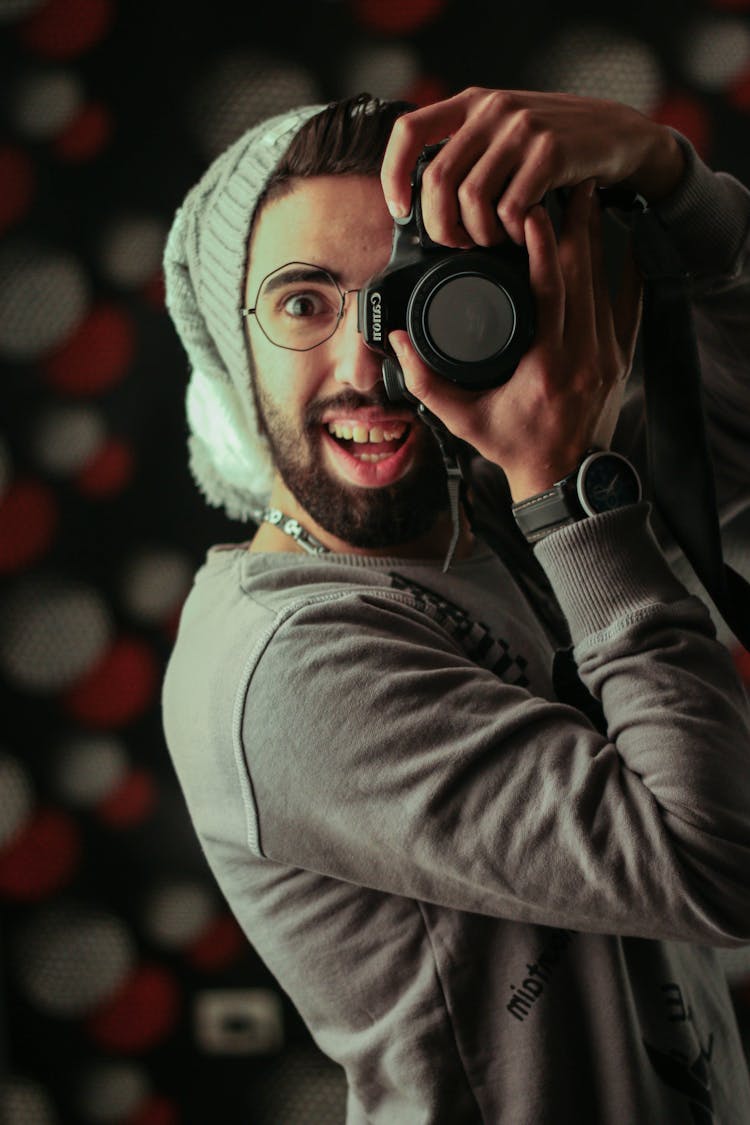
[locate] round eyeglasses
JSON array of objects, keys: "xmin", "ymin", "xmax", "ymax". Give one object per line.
[{"xmin": 241, "ymin": 262, "xmax": 361, "ymax": 352}]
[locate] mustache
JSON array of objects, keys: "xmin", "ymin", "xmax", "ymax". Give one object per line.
[{"xmin": 305, "ymin": 389, "xmax": 418, "ymax": 427}]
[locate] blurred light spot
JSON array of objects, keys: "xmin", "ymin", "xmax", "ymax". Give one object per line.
[
  {"xmin": 54, "ymin": 100, "xmax": 113, "ymax": 161},
  {"xmin": 76, "ymin": 1062, "xmax": 150, "ymax": 1125},
  {"xmin": 63, "ymin": 636, "xmax": 159, "ymax": 727},
  {"xmin": 14, "ymin": 903, "xmax": 135, "ymax": 1016},
  {"xmin": 525, "ymin": 24, "xmax": 663, "ymax": 113},
  {"xmin": 32, "ymin": 404, "xmax": 106, "ymax": 474},
  {"xmin": 189, "ymin": 50, "xmax": 320, "ymax": 160},
  {"xmin": 0, "ymin": 576, "xmax": 113, "ymax": 692},
  {"xmin": 41, "ymin": 302, "xmax": 135, "ymax": 393},
  {"xmin": 120, "ymin": 548, "xmax": 192, "ymax": 624},
  {"xmin": 76, "ymin": 437, "xmax": 135, "ymax": 498},
  {"xmin": 98, "ymin": 215, "xmax": 167, "ymax": 288},
  {"xmin": 0, "ymin": 1077, "xmax": 59, "ymax": 1125},
  {"xmin": 651, "ymin": 92, "xmax": 712, "ymax": 159},
  {"xmin": 0, "ymin": 147, "xmax": 35, "ymax": 234},
  {"xmin": 144, "ymin": 882, "xmax": 216, "ymax": 949},
  {"xmin": 0, "ymin": 753, "xmax": 33, "ymax": 847},
  {"xmin": 87, "ymin": 963, "xmax": 181, "ymax": 1052},
  {"xmin": 681, "ymin": 16, "xmax": 750, "ymax": 89},
  {"xmin": 0, "ymin": 242, "xmax": 89, "ymax": 362},
  {"xmin": 9, "ymin": 68, "xmax": 83, "ymax": 140},
  {"xmin": 17, "ymin": 0, "xmax": 114, "ymax": 59},
  {"xmin": 55, "ymin": 733, "xmax": 128, "ymax": 805},
  {"xmin": 338, "ymin": 41, "xmax": 421, "ymax": 100},
  {"xmin": 0, "ymin": 479, "xmax": 58, "ymax": 574},
  {"xmin": 352, "ymin": 0, "xmax": 445, "ymax": 34},
  {"xmin": 96, "ymin": 769, "xmax": 157, "ymax": 827},
  {"xmin": 0, "ymin": 0, "xmax": 46, "ymax": 21},
  {"xmin": 0, "ymin": 807, "xmax": 80, "ymax": 900}
]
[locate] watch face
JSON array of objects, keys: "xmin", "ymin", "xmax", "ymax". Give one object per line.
[{"xmin": 577, "ymin": 453, "xmax": 641, "ymax": 516}]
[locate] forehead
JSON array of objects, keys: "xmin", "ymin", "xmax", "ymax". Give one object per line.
[{"xmin": 246, "ymin": 174, "xmax": 393, "ymax": 293}]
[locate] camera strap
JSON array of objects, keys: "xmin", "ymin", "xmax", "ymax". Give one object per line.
[
  {"xmin": 610, "ymin": 189, "xmax": 750, "ymax": 650},
  {"xmin": 415, "ymin": 403, "xmax": 466, "ymax": 572}
]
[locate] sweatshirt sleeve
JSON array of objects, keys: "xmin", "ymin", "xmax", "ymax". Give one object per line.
[{"xmin": 239, "ymin": 504, "xmax": 750, "ymax": 947}]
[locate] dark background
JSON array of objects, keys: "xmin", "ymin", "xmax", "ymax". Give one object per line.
[{"xmin": 1, "ymin": 0, "xmax": 750, "ymax": 1121}]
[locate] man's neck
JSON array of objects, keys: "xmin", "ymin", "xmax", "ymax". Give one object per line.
[{"xmin": 249, "ymin": 476, "xmax": 475, "ymax": 561}]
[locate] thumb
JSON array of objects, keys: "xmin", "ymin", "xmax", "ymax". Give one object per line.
[{"xmin": 388, "ymin": 330, "xmax": 488, "ymax": 447}]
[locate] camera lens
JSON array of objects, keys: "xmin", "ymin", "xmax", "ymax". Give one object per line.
[{"xmin": 424, "ymin": 274, "xmax": 516, "ymax": 363}]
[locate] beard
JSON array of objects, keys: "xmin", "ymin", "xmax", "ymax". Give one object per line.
[{"xmin": 252, "ymin": 378, "xmax": 450, "ymax": 549}]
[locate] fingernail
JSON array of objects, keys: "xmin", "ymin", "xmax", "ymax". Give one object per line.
[{"xmin": 387, "ymin": 199, "xmax": 408, "ymax": 219}]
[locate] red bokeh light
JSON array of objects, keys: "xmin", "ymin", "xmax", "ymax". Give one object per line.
[
  {"xmin": 732, "ymin": 644, "xmax": 750, "ymax": 686},
  {"xmin": 0, "ymin": 479, "xmax": 58, "ymax": 574},
  {"xmin": 54, "ymin": 101, "xmax": 113, "ymax": 162},
  {"xmin": 17, "ymin": 0, "xmax": 115, "ymax": 60},
  {"xmin": 0, "ymin": 808, "xmax": 80, "ymax": 900},
  {"xmin": 76, "ymin": 438, "xmax": 135, "ymax": 497},
  {"xmin": 402, "ymin": 75, "xmax": 451, "ymax": 109},
  {"xmin": 42, "ymin": 303, "xmax": 136, "ymax": 395},
  {"xmin": 352, "ymin": 0, "xmax": 446, "ymax": 34},
  {"xmin": 651, "ymin": 93, "xmax": 712, "ymax": 160},
  {"xmin": 63, "ymin": 636, "xmax": 160, "ymax": 727},
  {"xmin": 0, "ymin": 147, "xmax": 35, "ymax": 235},
  {"xmin": 125, "ymin": 1096, "xmax": 180, "ymax": 1125},
  {"xmin": 96, "ymin": 769, "xmax": 157, "ymax": 828},
  {"xmin": 188, "ymin": 914, "xmax": 247, "ymax": 972},
  {"xmin": 87, "ymin": 964, "xmax": 181, "ymax": 1052}
]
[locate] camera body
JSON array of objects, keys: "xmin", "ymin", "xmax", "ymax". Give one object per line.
[{"xmin": 358, "ymin": 142, "xmax": 535, "ymax": 403}]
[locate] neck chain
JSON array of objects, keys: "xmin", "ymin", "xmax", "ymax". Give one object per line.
[{"xmin": 259, "ymin": 507, "xmax": 330, "ymax": 555}]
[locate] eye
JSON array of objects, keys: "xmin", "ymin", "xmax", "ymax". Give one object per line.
[{"xmin": 281, "ymin": 291, "xmax": 331, "ymax": 318}]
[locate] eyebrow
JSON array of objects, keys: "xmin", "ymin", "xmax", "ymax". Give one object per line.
[{"xmin": 261, "ymin": 265, "xmax": 342, "ymax": 295}]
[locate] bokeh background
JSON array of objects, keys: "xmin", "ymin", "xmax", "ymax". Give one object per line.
[{"xmin": 2, "ymin": 0, "xmax": 750, "ymax": 1122}]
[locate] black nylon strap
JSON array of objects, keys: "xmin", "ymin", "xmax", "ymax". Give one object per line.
[{"xmin": 627, "ymin": 200, "xmax": 750, "ymax": 650}]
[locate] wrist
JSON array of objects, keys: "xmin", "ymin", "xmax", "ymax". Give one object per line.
[{"xmin": 627, "ymin": 125, "xmax": 687, "ymax": 204}]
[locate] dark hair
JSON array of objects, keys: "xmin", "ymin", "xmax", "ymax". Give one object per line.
[{"xmin": 254, "ymin": 92, "xmax": 416, "ymax": 218}]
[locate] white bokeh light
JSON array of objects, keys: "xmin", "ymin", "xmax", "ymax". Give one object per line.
[
  {"xmin": 54, "ymin": 734, "xmax": 129, "ymax": 806},
  {"xmin": 189, "ymin": 50, "xmax": 320, "ymax": 160},
  {"xmin": 15, "ymin": 904, "xmax": 135, "ymax": 1017},
  {"xmin": 98, "ymin": 215, "xmax": 167, "ymax": 288},
  {"xmin": 31, "ymin": 404, "xmax": 106, "ymax": 475},
  {"xmin": 0, "ymin": 242, "xmax": 90, "ymax": 362},
  {"xmin": 143, "ymin": 881, "xmax": 216, "ymax": 947},
  {"xmin": 0, "ymin": 753, "xmax": 34, "ymax": 848},
  {"xmin": 681, "ymin": 16, "xmax": 750, "ymax": 91},
  {"xmin": 0, "ymin": 577, "xmax": 113, "ymax": 692},
  {"xmin": 10, "ymin": 69, "xmax": 83, "ymax": 140},
  {"xmin": 338, "ymin": 42, "xmax": 420, "ymax": 100},
  {"xmin": 526, "ymin": 24, "xmax": 664, "ymax": 114},
  {"xmin": 119, "ymin": 547, "xmax": 193, "ymax": 623}
]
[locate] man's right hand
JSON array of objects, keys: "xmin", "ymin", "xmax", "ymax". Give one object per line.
[{"xmin": 388, "ymin": 181, "xmax": 643, "ymax": 502}]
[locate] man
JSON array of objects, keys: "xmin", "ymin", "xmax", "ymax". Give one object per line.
[{"xmin": 162, "ymin": 87, "xmax": 750, "ymax": 1122}]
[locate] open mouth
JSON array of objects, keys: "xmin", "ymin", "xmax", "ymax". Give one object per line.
[
  {"xmin": 320, "ymin": 418, "xmax": 417, "ymax": 486},
  {"xmin": 324, "ymin": 420, "xmax": 411, "ymax": 462}
]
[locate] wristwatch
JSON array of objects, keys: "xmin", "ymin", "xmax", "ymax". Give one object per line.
[{"xmin": 512, "ymin": 449, "xmax": 642, "ymax": 544}]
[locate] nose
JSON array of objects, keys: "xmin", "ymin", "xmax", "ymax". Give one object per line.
[{"xmin": 331, "ymin": 289, "xmax": 384, "ymax": 393}]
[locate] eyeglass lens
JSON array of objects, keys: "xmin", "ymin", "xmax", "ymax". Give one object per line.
[{"xmin": 254, "ymin": 262, "xmax": 345, "ymax": 350}]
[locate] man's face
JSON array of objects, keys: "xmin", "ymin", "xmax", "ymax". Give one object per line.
[{"xmin": 244, "ymin": 174, "xmax": 448, "ymax": 549}]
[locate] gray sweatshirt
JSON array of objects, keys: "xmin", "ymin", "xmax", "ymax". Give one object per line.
[{"xmin": 162, "ymin": 139, "xmax": 750, "ymax": 1123}]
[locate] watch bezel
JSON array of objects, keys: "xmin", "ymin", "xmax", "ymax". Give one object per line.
[{"xmin": 575, "ymin": 450, "xmax": 642, "ymax": 517}]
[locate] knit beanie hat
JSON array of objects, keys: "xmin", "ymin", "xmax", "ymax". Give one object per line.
[{"xmin": 163, "ymin": 103, "xmax": 326, "ymax": 522}]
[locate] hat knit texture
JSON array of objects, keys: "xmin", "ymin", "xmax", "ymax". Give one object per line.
[{"xmin": 163, "ymin": 104, "xmax": 325, "ymax": 522}]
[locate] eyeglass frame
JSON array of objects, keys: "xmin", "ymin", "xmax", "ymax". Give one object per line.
[{"xmin": 240, "ymin": 261, "xmax": 362, "ymax": 352}]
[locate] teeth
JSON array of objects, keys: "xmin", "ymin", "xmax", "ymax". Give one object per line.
[{"xmin": 327, "ymin": 421, "xmax": 407, "ymax": 443}]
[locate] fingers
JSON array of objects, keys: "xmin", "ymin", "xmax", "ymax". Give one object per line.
[
  {"xmin": 380, "ymin": 95, "xmax": 470, "ymax": 219},
  {"xmin": 558, "ymin": 181, "xmax": 596, "ymax": 348},
  {"xmin": 525, "ymin": 205, "xmax": 564, "ymax": 343}
]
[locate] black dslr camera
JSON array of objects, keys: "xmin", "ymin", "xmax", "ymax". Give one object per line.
[{"xmin": 358, "ymin": 141, "xmax": 535, "ymax": 402}]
